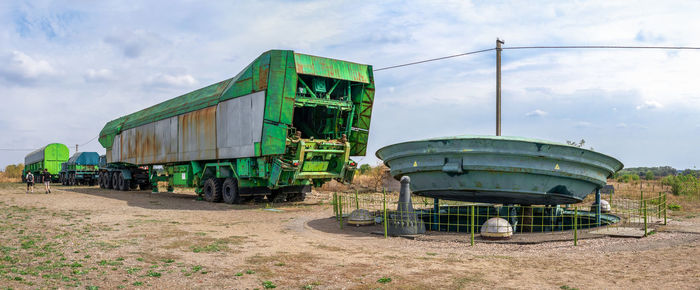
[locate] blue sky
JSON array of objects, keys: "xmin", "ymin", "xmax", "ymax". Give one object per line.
[{"xmin": 1, "ymin": 1, "xmax": 699, "ymax": 170}]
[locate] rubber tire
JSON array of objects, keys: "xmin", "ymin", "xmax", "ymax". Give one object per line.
[
  {"xmin": 112, "ymin": 172, "xmax": 120, "ymax": 190},
  {"xmin": 105, "ymin": 173, "xmax": 113, "ymax": 189},
  {"xmin": 118, "ymin": 174, "xmax": 130, "ymax": 191},
  {"xmin": 203, "ymin": 178, "xmax": 222, "ymax": 202},
  {"xmin": 99, "ymin": 173, "xmax": 105, "ymax": 189},
  {"xmin": 69, "ymin": 173, "xmax": 76, "ymax": 186},
  {"xmin": 222, "ymin": 178, "xmax": 240, "ymax": 204}
]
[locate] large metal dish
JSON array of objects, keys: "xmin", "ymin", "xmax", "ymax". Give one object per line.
[{"xmin": 376, "ymin": 135, "xmax": 623, "ymax": 205}]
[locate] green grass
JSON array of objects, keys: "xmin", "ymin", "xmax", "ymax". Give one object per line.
[
  {"xmin": 146, "ymin": 270, "xmax": 161, "ymax": 277},
  {"xmin": 262, "ymin": 281, "xmax": 276, "ymax": 288},
  {"xmin": 377, "ymin": 277, "xmax": 392, "ymax": 284}
]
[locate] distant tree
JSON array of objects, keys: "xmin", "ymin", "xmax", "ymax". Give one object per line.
[
  {"xmin": 3, "ymin": 163, "xmax": 24, "ymax": 179},
  {"xmin": 358, "ymin": 164, "xmax": 371, "ymax": 175},
  {"xmin": 566, "ymin": 139, "xmax": 586, "ymax": 148},
  {"xmin": 645, "ymin": 171, "xmax": 655, "ymax": 180}
]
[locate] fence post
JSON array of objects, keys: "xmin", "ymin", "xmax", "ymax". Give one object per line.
[
  {"xmin": 470, "ymin": 204, "xmax": 475, "ymax": 246},
  {"xmin": 657, "ymin": 192, "xmax": 661, "ymax": 219},
  {"xmin": 663, "ymin": 193, "xmax": 667, "ymax": 225},
  {"xmin": 643, "ymin": 200, "xmax": 648, "ymax": 237},
  {"xmin": 339, "ymin": 195, "xmax": 343, "ymax": 229},
  {"xmin": 573, "ymin": 207, "xmax": 578, "ymax": 246},
  {"xmin": 595, "ymin": 188, "xmax": 601, "ymax": 227},
  {"xmin": 333, "ymin": 193, "xmax": 337, "ymax": 218},
  {"xmin": 383, "ymin": 188, "xmax": 388, "ymax": 239},
  {"xmin": 433, "ymin": 198, "xmax": 439, "ymax": 231}
]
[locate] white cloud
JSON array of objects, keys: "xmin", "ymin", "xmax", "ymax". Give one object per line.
[
  {"xmin": 636, "ymin": 100, "xmax": 664, "ymax": 110},
  {"xmin": 84, "ymin": 68, "xmax": 114, "ymax": 82},
  {"xmin": 525, "ymin": 109, "xmax": 548, "ymax": 117},
  {"xmin": 616, "ymin": 123, "xmax": 627, "ymax": 128},
  {"xmin": 146, "ymin": 73, "xmax": 197, "ymax": 88},
  {"xmin": 0, "ymin": 51, "xmax": 57, "ymax": 84}
]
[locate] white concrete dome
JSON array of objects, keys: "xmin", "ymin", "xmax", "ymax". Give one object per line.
[
  {"xmin": 480, "ymin": 217, "xmax": 513, "ymax": 239},
  {"xmin": 348, "ymin": 209, "xmax": 374, "ymax": 226},
  {"xmin": 591, "ymin": 200, "xmax": 611, "ymax": 213}
]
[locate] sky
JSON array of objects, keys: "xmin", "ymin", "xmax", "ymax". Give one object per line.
[{"xmin": 1, "ymin": 0, "xmax": 700, "ymax": 170}]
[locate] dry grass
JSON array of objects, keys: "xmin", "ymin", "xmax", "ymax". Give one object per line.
[
  {"xmin": 320, "ymin": 165, "xmax": 396, "ymax": 193},
  {"xmin": 0, "ymin": 175, "xmax": 20, "ymax": 183},
  {"xmin": 607, "ymin": 179, "xmax": 700, "ymax": 216}
]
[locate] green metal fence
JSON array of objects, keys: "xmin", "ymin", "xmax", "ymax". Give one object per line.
[{"xmin": 331, "ymin": 189, "xmax": 667, "ymax": 246}]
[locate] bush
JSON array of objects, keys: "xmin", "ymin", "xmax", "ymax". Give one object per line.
[
  {"xmin": 645, "ymin": 171, "xmax": 655, "ymax": 180},
  {"xmin": 616, "ymin": 174, "xmax": 640, "ymax": 183},
  {"xmin": 661, "ymin": 174, "xmax": 700, "ymax": 196}
]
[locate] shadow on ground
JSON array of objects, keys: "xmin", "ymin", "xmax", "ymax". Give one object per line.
[{"xmin": 59, "ymin": 186, "xmax": 274, "ymax": 211}]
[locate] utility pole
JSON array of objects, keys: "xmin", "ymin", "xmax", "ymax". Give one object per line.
[
  {"xmin": 496, "ymin": 38, "xmax": 504, "ymax": 136},
  {"xmin": 75, "ymin": 144, "xmax": 78, "ymax": 153}
]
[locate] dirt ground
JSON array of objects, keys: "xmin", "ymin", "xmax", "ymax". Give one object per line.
[{"xmin": 1, "ymin": 183, "xmax": 699, "ymax": 289}]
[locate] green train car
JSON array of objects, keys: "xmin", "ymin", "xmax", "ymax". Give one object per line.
[
  {"xmin": 59, "ymin": 152, "xmax": 100, "ymax": 186},
  {"xmin": 22, "ymin": 143, "xmax": 70, "ymax": 183},
  {"xmin": 98, "ymin": 50, "xmax": 375, "ymax": 203}
]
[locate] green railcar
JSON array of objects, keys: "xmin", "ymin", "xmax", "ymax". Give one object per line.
[
  {"xmin": 98, "ymin": 50, "xmax": 375, "ymax": 203},
  {"xmin": 59, "ymin": 152, "xmax": 100, "ymax": 186},
  {"xmin": 22, "ymin": 143, "xmax": 70, "ymax": 183}
]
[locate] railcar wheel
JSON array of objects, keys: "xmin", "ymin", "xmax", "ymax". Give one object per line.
[
  {"xmin": 105, "ymin": 173, "xmax": 113, "ymax": 189},
  {"xmin": 203, "ymin": 178, "xmax": 222, "ymax": 202},
  {"xmin": 112, "ymin": 172, "xmax": 120, "ymax": 189},
  {"xmin": 99, "ymin": 173, "xmax": 105, "ymax": 188},
  {"xmin": 222, "ymin": 178, "xmax": 240, "ymax": 204},
  {"xmin": 118, "ymin": 174, "xmax": 130, "ymax": 191}
]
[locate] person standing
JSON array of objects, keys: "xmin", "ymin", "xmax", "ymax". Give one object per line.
[
  {"xmin": 42, "ymin": 168, "xmax": 52, "ymax": 194},
  {"xmin": 26, "ymin": 171, "xmax": 34, "ymax": 193}
]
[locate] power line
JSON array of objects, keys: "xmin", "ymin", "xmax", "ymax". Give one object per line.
[
  {"xmin": 373, "ymin": 48, "xmax": 495, "ymax": 71},
  {"xmin": 0, "ymin": 149, "xmax": 36, "ymax": 151},
  {"xmin": 373, "ymin": 45, "xmax": 700, "ymax": 72},
  {"xmin": 80, "ymin": 135, "xmax": 99, "ymax": 146},
  {"xmin": 504, "ymin": 45, "xmax": 700, "ymax": 50}
]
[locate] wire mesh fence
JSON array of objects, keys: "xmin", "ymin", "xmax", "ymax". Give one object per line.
[{"xmin": 331, "ymin": 188, "xmax": 667, "ymax": 246}]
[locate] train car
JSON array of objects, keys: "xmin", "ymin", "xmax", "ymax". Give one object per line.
[
  {"xmin": 59, "ymin": 152, "xmax": 100, "ymax": 186},
  {"xmin": 98, "ymin": 50, "xmax": 375, "ymax": 203},
  {"xmin": 22, "ymin": 143, "xmax": 70, "ymax": 183}
]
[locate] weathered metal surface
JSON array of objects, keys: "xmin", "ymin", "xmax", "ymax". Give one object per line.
[
  {"xmin": 65, "ymin": 152, "xmax": 99, "ymax": 166},
  {"xmin": 178, "ymin": 106, "xmax": 217, "ymax": 161},
  {"xmin": 294, "ymin": 53, "xmax": 371, "ymax": 84},
  {"xmin": 376, "ymin": 135, "xmax": 624, "ymax": 205},
  {"xmin": 216, "ymin": 91, "xmax": 265, "ymax": 159}
]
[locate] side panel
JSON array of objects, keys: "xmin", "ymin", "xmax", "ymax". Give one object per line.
[
  {"xmin": 112, "ymin": 134, "xmax": 121, "ymax": 162},
  {"xmin": 217, "ymin": 91, "xmax": 265, "ymax": 159},
  {"xmin": 178, "ymin": 106, "xmax": 217, "ymax": 161}
]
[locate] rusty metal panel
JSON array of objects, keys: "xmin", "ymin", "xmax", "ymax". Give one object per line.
[
  {"xmin": 293, "ymin": 53, "xmax": 370, "ymax": 84},
  {"xmin": 134, "ymin": 122, "xmax": 156, "ymax": 164},
  {"xmin": 178, "ymin": 106, "xmax": 217, "ymax": 161},
  {"xmin": 217, "ymin": 91, "xmax": 265, "ymax": 158},
  {"xmin": 111, "ymin": 134, "xmax": 121, "ymax": 162},
  {"xmin": 122, "ymin": 127, "xmax": 137, "ymax": 164},
  {"xmin": 168, "ymin": 116, "xmax": 178, "ymax": 159}
]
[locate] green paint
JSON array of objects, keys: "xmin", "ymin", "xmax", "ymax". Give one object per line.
[{"xmin": 98, "ymin": 50, "xmax": 373, "ymax": 193}]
